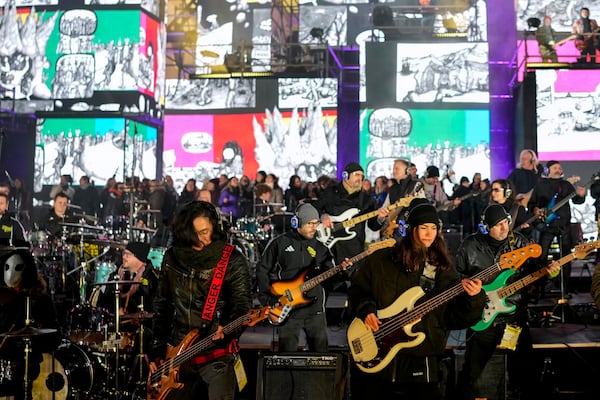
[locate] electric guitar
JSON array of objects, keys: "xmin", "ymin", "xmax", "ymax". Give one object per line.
[
  {"xmin": 315, "ymin": 197, "xmax": 418, "ymax": 248},
  {"xmin": 268, "ymin": 238, "xmax": 396, "ymax": 325},
  {"xmin": 347, "ymin": 244, "xmax": 541, "ymax": 373},
  {"xmin": 147, "ymin": 306, "xmax": 271, "ymax": 400},
  {"xmin": 471, "ymin": 240, "xmax": 600, "ymax": 331},
  {"xmin": 515, "ymin": 175, "xmax": 582, "ymax": 232}
]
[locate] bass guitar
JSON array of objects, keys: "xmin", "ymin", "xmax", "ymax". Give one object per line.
[
  {"xmin": 471, "ymin": 240, "xmax": 600, "ymax": 331},
  {"xmin": 515, "ymin": 175, "xmax": 582, "ymax": 232},
  {"xmin": 347, "ymin": 244, "xmax": 541, "ymax": 373},
  {"xmin": 147, "ymin": 306, "xmax": 271, "ymax": 400},
  {"xmin": 268, "ymin": 238, "xmax": 396, "ymax": 325},
  {"xmin": 316, "ymin": 197, "xmax": 417, "ymax": 248}
]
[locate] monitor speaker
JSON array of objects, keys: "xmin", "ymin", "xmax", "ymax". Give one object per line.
[{"xmin": 256, "ymin": 352, "xmax": 347, "ymax": 400}]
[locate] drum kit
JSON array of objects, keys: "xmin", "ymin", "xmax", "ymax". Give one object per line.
[{"xmin": 0, "ymin": 200, "xmax": 162, "ymax": 399}]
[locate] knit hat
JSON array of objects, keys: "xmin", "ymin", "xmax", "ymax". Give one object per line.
[
  {"xmin": 407, "ymin": 198, "xmax": 440, "ymax": 227},
  {"xmin": 425, "ymin": 165, "xmax": 440, "ymax": 178},
  {"xmin": 546, "ymin": 160, "xmax": 560, "ymax": 170},
  {"xmin": 126, "ymin": 242, "xmax": 150, "ymax": 262},
  {"xmin": 296, "ymin": 203, "xmax": 320, "ymax": 226},
  {"xmin": 343, "ymin": 162, "xmax": 364, "ymax": 176},
  {"xmin": 483, "ymin": 204, "xmax": 510, "ymax": 228}
]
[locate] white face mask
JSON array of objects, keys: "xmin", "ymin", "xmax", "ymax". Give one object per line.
[{"xmin": 4, "ymin": 253, "xmax": 25, "ymax": 288}]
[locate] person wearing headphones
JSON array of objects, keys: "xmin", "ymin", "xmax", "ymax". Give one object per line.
[
  {"xmin": 349, "ymin": 198, "xmax": 485, "ymax": 400},
  {"xmin": 454, "ymin": 204, "xmax": 557, "ymax": 400},
  {"xmin": 150, "ymin": 201, "xmax": 252, "ymax": 400},
  {"xmin": 311, "ymin": 162, "xmax": 388, "ymax": 271},
  {"xmin": 527, "ymin": 160, "xmax": 586, "ymax": 296},
  {"xmin": 256, "ymin": 203, "xmax": 348, "ymax": 352},
  {"xmin": 490, "ymin": 179, "xmax": 530, "ymax": 235},
  {"xmin": 507, "ymin": 149, "xmax": 542, "ymax": 203}
]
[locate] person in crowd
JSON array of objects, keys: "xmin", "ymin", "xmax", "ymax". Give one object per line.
[
  {"xmin": 151, "ymin": 201, "xmax": 252, "ymax": 399},
  {"xmin": 265, "ymin": 173, "xmax": 284, "ymax": 213},
  {"xmin": 507, "ymin": 149, "xmax": 541, "ymax": 204},
  {"xmin": 528, "ymin": 161, "xmax": 586, "ymax": 296},
  {"xmin": 372, "ymin": 175, "xmax": 389, "ymax": 209},
  {"xmin": 49, "ymin": 174, "xmax": 75, "ymax": 200},
  {"xmin": 99, "ymin": 177, "xmax": 124, "ymax": 222},
  {"xmin": 470, "ymin": 173, "xmax": 482, "ymax": 192},
  {"xmin": 455, "ymin": 204, "xmax": 559, "ymax": 400},
  {"xmin": 349, "ymin": 198, "xmax": 485, "ymax": 400},
  {"xmin": 257, "ymin": 204, "xmax": 345, "ymax": 352},
  {"xmin": 0, "ymin": 193, "xmax": 26, "ymax": 246},
  {"xmin": 161, "ymin": 175, "xmax": 178, "ymax": 226},
  {"xmin": 572, "ymin": 7, "xmax": 599, "ymax": 63},
  {"xmin": 536, "ymin": 15, "xmax": 559, "ymax": 63},
  {"xmin": 238, "ymin": 175, "xmax": 254, "ymax": 217},
  {"xmin": 218, "ymin": 176, "xmax": 241, "ymax": 220},
  {"xmin": 362, "ymin": 178, "xmax": 373, "ymax": 197},
  {"xmin": 421, "ymin": 165, "xmax": 461, "ymax": 224},
  {"xmin": 43, "ymin": 192, "xmax": 74, "ymax": 237},
  {"xmin": 312, "ymin": 162, "xmax": 388, "ymax": 271},
  {"xmin": 254, "ymin": 170, "xmax": 267, "ymax": 187},
  {"xmin": 409, "ymin": 162, "xmax": 418, "ymax": 179},
  {"xmin": 178, "ymin": 178, "xmax": 199, "ymax": 207},
  {"xmin": 8, "ymin": 177, "xmax": 32, "ymax": 218},
  {"xmin": 489, "ymin": 179, "xmax": 530, "ymax": 235},
  {"xmin": 72, "ymin": 175, "xmax": 100, "ymax": 217},
  {"xmin": 284, "ymin": 174, "xmax": 308, "ymax": 211}
]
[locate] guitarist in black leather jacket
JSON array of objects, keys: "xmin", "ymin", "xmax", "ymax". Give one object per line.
[
  {"xmin": 151, "ymin": 201, "xmax": 252, "ymax": 400},
  {"xmin": 311, "ymin": 162, "xmax": 388, "ymax": 271},
  {"xmin": 455, "ymin": 204, "xmax": 552, "ymax": 400},
  {"xmin": 527, "ymin": 161, "xmax": 586, "ymax": 296}
]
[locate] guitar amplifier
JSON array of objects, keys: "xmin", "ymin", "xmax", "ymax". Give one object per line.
[{"xmin": 256, "ymin": 352, "xmax": 347, "ymax": 400}]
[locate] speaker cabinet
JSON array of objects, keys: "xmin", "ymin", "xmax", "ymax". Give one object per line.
[{"xmin": 256, "ymin": 352, "xmax": 347, "ymax": 400}]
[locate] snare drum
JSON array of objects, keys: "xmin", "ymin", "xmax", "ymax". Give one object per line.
[
  {"xmin": 29, "ymin": 230, "xmax": 49, "ymax": 257},
  {"xmin": 68, "ymin": 304, "xmax": 113, "ymax": 348}
]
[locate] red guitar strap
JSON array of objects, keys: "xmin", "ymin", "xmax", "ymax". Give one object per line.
[{"xmin": 202, "ymin": 244, "xmax": 233, "ymax": 321}]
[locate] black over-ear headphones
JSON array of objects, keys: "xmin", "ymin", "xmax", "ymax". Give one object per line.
[
  {"xmin": 342, "ymin": 170, "xmax": 349, "ymax": 181},
  {"xmin": 494, "ymin": 179, "xmax": 512, "ymax": 199},
  {"xmin": 290, "ymin": 203, "xmax": 307, "ymax": 230},
  {"xmin": 479, "ymin": 205, "xmax": 511, "ymax": 234}
]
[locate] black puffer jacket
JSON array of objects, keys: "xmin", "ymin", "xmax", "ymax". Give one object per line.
[
  {"xmin": 454, "ymin": 231, "xmax": 535, "ymax": 325},
  {"xmin": 350, "ymin": 247, "xmax": 486, "ymax": 357},
  {"xmin": 152, "ymin": 240, "xmax": 252, "ymax": 349}
]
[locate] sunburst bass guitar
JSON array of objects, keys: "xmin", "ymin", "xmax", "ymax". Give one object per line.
[
  {"xmin": 347, "ymin": 244, "xmax": 541, "ymax": 373},
  {"xmin": 147, "ymin": 306, "xmax": 271, "ymax": 400},
  {"xmin": 268, "ymin": 239, "xmax": 396, "ymax": 325}
]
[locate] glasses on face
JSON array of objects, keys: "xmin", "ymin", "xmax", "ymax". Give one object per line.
[{"xmin": 305, "ymin": 221, "xmax": 320, "ymax": 227}]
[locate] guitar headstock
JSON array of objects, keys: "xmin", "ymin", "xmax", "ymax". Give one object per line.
[
  {"xmin": 366, "ymin": 238, "xmax": 396, "ymax": 254},
  {"xmin": 573, "ymin": 240, "xmax": 600, "ymax": 259},
  {"xmin": 246, "ymin": 306, "xmax": 271, "ymax": 327},
  {"xmin": 498, "ymin": 244, "xmax": 542, "ymax": 270},
  {"xmin": 567, "ymin": 175, "xmax": 581, "ymax": 186},
  {"xmin": 394, "ymin": 196, "xmax": 419, "ymax": 209}
]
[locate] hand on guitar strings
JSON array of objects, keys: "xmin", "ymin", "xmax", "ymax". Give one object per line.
[{"xmin": 461, "ymin": 278, "xmax": 482, "ymax": 296}]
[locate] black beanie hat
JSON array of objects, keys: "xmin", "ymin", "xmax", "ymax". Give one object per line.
[
  {"xmin": 483, "ymin": 204, "xmax": 510, "ymax": 228},
  {"xmin": 343, "ymin": 162, "xmax": 364, "ymax": 176},
  {"xmin": 126, "ymin": 242, "xmax": 150, "ymax": 262},
  {"xmin": 546, "ymin": 160, "xmax": 560, "ymax": 170},
  {"xmin": 407, "ymin": 198, "xmax": 440, "ymax": 228},
  {"xmin": 425, "ymin": 165, "xmax": 440, "ymax": 178}
]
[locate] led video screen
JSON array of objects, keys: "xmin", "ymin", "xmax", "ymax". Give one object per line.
[
  {"xmin": 163, "ymin": 108, "xmax": 338, "ymax": 192},
  {"xmin": 34, "ymin": 117, "xmax": 158, "ymax": 192},
  {"xmin": 535, "ymin": 69, "xmax": 600, "ymax": 161}
]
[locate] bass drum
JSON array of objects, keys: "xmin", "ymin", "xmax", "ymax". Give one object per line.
[{"xmin": 31, "ymin": 342, "xmax": 94, "ymax": 400}]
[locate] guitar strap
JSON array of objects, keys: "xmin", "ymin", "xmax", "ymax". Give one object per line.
[{"xmin": 202, "ymin": 244, "xmax": 233, "ymax": 321}]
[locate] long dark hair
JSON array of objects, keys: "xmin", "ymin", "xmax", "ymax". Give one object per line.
[
  {"xmin": 393, "ymin": 225, "xmax": 451, "ymax": 273},
  {"xmin": 172, "ymin": 201, "xmax": 226, "ymax": 247}
]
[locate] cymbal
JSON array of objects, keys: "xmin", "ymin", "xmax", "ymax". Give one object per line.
[
  {"xmin": 137, "ymin": 209, "xmax": 161, "ymax": 214},
  {"xmin": 92, "ymin": 280, "xmax": 141, "ymax": 286},
  {"xmin": 132, "ymin": 226, "xmax": 157, "ymax": 233},
  {"xmin": 59, "ymin": 222, "xmax": 105, "ymax": 231},
  {"xmin": 201, "ymin": 49, "xmax": 219, "ymax": 58},
  {"xmin": 0, "ymin": 245, "xmax": 30, "ymax": 253},
  {"xmin": 122, "ymin": 311, "xmax": 154, "ymax": 320},
  {"xmin": 0, "ymin": 326, "xmax": 58, "ymax": 337},
  {"xmin": 73, "ymin": 213, "xmax": 98, "ymax": 223},
  {"xmin": 67, "ymin": 204, "xmax": 82, "ymax": 210},
  {"xmin": 254, "ymin": 203, "xmax": 283, "ymax": 207},
  {"xmin": 124, "ymin": 199, "xmax": 148, "ymax": 204},
  {"xmin": 86, "ymin": 239, "xmax": 127, "ymax": 249}
]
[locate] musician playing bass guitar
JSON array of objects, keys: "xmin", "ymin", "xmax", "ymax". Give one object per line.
[
  {"xmin": 348, "ymin": 198, "xmax": 484, "ymax": 400},
  {"xmin": 150, "ymin": 201, "xmax": 252, "ymax": 400},
  {"xmin": 454, "ymin": 204, "xmax": 557, "ymax": 400},
  {"xmin": 573, "ymin": 7, "xmax": 599, "ymax": 63},
  {"xmin": 527, "ymin": 160, "xmax": 586, "ymax": 298}
]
